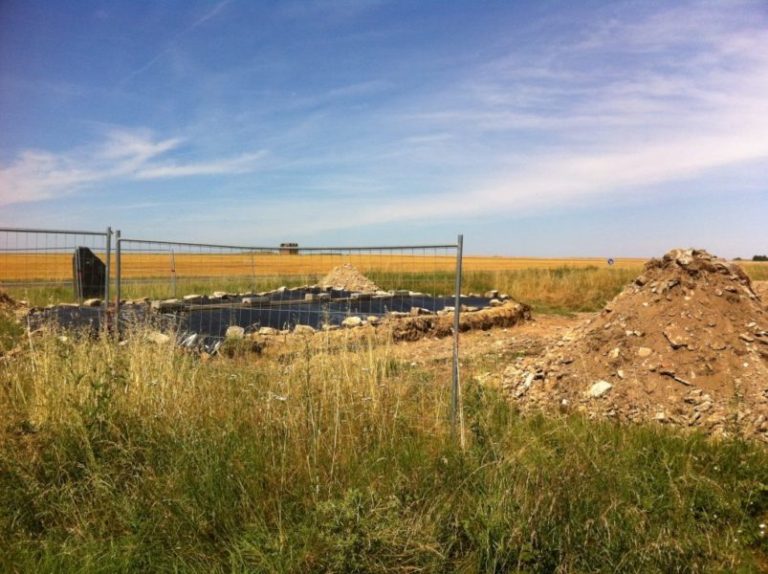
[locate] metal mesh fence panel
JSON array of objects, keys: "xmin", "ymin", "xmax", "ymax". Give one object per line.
[
  {"xmin": 116, "ymin": 238, "xmax": 463, "ymax": 348},
  {"xmin": 0, "ymin": 227, "xmax": 112, "ymax": 308}
]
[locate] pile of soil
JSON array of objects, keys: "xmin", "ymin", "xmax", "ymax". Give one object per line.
[
  {"xmin": 505, "ymin": 249, "xmax": 768, "ymax": 441},
  {"xmin": 755, "ymin": 280, "xmax": 768, "ymax": 300},
  {"xmin": 390, "ymin": 301, "xmax": 532, "ymax": 342},
  {"xmin": 319, "ymin": 264, "xmax": 381, "ymax": 292}
]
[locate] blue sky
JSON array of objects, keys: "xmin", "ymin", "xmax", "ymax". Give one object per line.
[{"xmin": 1, "ymin": 0, "xmax": 767, "ymax": 257}]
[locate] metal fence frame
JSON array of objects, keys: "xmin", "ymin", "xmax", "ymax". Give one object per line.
[
  {"xmin": 115, "ymin": 233, "xmax": 464, "ymax": 439},
  {"xmin": 0, "ymin": 227, "xmax": 464, "ymax": 440},
  {"xmin": 0, "ymin": 226, "xmax": 113, "ymax": 309}
]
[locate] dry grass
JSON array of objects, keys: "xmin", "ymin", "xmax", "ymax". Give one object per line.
[
  {"xmin": 2, "ymin": 323, "xmax": 767, "ymax": 572},
  {"xmin": 0, "ymin": 252, "xmax": 647, "ymax": 282}
]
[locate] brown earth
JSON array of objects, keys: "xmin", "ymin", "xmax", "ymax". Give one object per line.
[
  {"xmin": 319, "ymin": 264, "xmax": 381, "ymax": 292},
  {"xmin": 505, "ymin": 249, "xmax": 768, "ymax": 442},
  {"xmin": 755, "ymin": 280, "xmax": 768, "ymax": 300},
  {"xmin": 244, "ymin": 301, "xmax": 533, "ymax": 361},
  {"xmin": 389, "ymin": 301, "xmax": 531, "ymax": 342}
]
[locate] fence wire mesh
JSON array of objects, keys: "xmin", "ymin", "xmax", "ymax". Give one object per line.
[
  {"xmin": 0, "ymin": 227, "xmax": 112, "ymax": 308},
  {"xmin": 0, "ymin": 227, "xmax": 465, "ymax": 440},
  {"xmin": 116, "ymin": 238, "xmax": 462, "ymax": 347}
]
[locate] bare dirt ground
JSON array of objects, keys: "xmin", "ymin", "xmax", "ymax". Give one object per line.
[
  {"xmin": 387, "ymin": 312, "xmax": 582, "ymax": 367},
  {"xmin": 755, "ymin": 280, "xmax": 768, "ymax": 300}
]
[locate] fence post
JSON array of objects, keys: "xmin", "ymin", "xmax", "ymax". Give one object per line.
[
  {"xmin": 104, "ymin": 227, "xmax": 112, "ymax": 311},
  {"xmin": 451, "ymin": 234, "xmax": 464, "ymax": 447},
  {"xmin": 115, "ymin": 230, "xmax": 122, "ymax": 337},
  {"xmin": 169, "ymin": 249, "xmax": 177, "ymax": 298}
]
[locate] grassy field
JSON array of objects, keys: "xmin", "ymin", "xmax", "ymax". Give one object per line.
[
  {"xmin": 1, "ymin": 324, "xmax": 767, "ymax": 572},
  {"xmin": 0, "ymin": 252, "xmax": 646, "ymax": 282},
  {"xmin": 3, "ymin": 252, "xmax": 767, "ymax": 313},
  {"xmin": 2, "ymin": 254, "xmax": 768, "ymax": 572}
]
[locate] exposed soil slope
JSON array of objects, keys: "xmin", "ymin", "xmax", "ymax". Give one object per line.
[{"xmin": 506, "ymin": 249, "xmax": 768, "ymax": 441}]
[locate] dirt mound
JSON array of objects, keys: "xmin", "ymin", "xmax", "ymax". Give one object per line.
[
  {"xmin": 390, "ymin": 301, "xmax": 532, "ymax": 342},
  {"xmin": 319, "ymin": 264, "xmax": 381, "ymax": 292},
  {"xmin": 754, "ymin": 280, "xmax": 768, "ymax": 301},
  {"xmin": 506, "ymin": 248, "xmax": 768, "ymax": 441}
]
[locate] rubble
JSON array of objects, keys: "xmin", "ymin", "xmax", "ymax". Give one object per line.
[
  {"xmin": 318, "ymin": 264, "xmax": 381, "ymax": 292},
  {"xmin": 505, "ymin": 249, "xmax": 768, "ymax": 442}
]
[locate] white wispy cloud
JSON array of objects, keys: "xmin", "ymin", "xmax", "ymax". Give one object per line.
[
  {"xmin": 0, "ymin": 129, "xmax": 267, "ymax": 206},
  {"xmin": 134, "ymin": 151, "xmax": 268, "ymax": 179},
  {"xmin": 380, "ymin": 1, "xmax": 768, "ymax": 222}
]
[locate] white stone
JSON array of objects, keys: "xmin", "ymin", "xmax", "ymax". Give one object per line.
[
  {"xmin": 151, "ymin": 299, "xmax": 184, "ymax": 312},
  {"xmin": 342, "ymin": 316, "xmax": 363, "ymax": 328},
  {"xmin": 588, "ymin": 380, "xmax": 613, "ymax": 398},
  {"xmin": 225, "ymin": 325, "xmax": 245, "ymax": 339},
  {"xmin": 83, "ymin": 298, "xmax": 102, "ymax": 307},
  {"xmin": 293, "ymin": 325, "xmax": 316, "ymax": 335}
]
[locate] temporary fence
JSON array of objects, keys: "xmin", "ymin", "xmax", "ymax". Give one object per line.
[
  {"xmin": 115, "ymin": 234, "xmax": 465, "ymax": 441},
  {"xmin": 0, "ymin": 227, "xmax": 464, "ymax": 439},
  {"xmin": 0, "ymin": 227, "xmax": 112, "ymax": 307},
  {"xmin": 115, "ymin": 235, "xmax": 464, "ymax": 337}
]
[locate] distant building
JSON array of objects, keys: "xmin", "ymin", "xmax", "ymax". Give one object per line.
[{"xmin": 280, "ymin": 242, "xmax": 299, "ymax": 255}]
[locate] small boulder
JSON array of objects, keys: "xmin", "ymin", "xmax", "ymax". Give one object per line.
[
  {"xmin": 342, "ymin": 316, "xmax": 363, "ymax": 328},
  {"xmin": 225, "ymin": 326, "xmax": 245, "ymax": 339},
  {"xmin": 588, "ymin": 380, "xmax": 613, "ymax": 398},
  {"xmin": 183, "ymin": 294, "xmax": 206, "ymax": 304},
  {"xmin": 151, "ymin": 299, "xmax": 184, "ymax": 312}
]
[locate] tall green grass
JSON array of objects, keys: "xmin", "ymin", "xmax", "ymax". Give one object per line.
[{"xmin": 2, "ymin": 327, "xmax": 767, "ymax": 572}]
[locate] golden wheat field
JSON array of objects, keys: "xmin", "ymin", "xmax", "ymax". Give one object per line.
[{"xmin": 0, "ymin": 252, "xmax": 646, "ymax": 282}]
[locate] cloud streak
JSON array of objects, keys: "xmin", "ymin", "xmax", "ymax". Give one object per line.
[
  {"xmin": 0, "ymin": 129, "xmax": 267, "ymax": 206},
  {"xmin": 377, "ymin": 1, "xmax": 768, "ymax": 221},
  {"xmin": 119, "ymin": 1, "xmax": 230, "ymax": 85}
]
